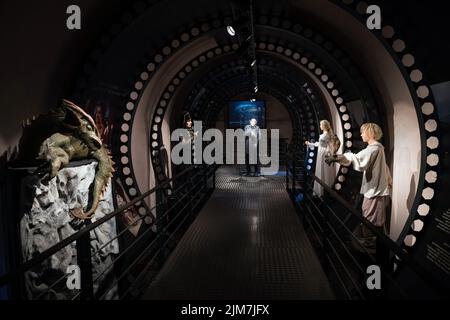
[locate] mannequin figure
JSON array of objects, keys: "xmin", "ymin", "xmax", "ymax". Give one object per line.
[
  {"xmin": 244, "ymin": 118, "xmax": 261, "ymax": 176},
  {"xmin": 326, "ymin": 123, "xmax": 392, "ymax": 238},
  {"xmin": 305, "ymin": 120, "xmax": 336, "ymax": 197}
]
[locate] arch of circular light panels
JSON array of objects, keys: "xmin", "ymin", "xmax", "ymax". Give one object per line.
[
  {"xmin": 185, "ymin": 70, "xmax": 307, "ymax": 143},
  {"xmin": 74, "ymin": 7, "xmax": 375, "ymax": 122},
  {"xmin": 198, "ymin": 76, "xmax": 321, "ymax": 158},
  {"xmin": 172, "ymin": 45, "xmax": 352, "ymax": 190},
  {"xmin": 189, "ymin": 71, "xmax": 316, "ymax": 152},
  {"xmin": 120, "ymin": 8, "xmax": 439, "ymax": 253},
  {"xmin": 121, "ymin": 20, "xmax": 359, "ymax": 214},
  {"xmin": 196, "ymin": 71, "xmax": 318, "ymax": 140},
  {"xmin": 69, "ymin": 0, "xmax": 439, "ymax": 254},
  {"xmin": 191, "ymin": 65, "xmax": 328, "ymax": 167},
  {"xmin": 186, "ymin": 77, "xmax": 311, "ymax": 159},
  {"xmin": 255, "ymin": 22, "xmax": 380, "ymax": 126},
  {"xmin": 184, "ymin": 55, "xmax": 325, "ymax": 124},
  {"xmin": 111, "ymin": 15, "xmax": 378, "ymax": 215},
  {"xmin": 183, "ymin": 59, "xmax": 324, "ymax": 144},
  {"xmin": 339, "ymin": 0, "xmax": 440, "ymax": 254},
  {"xmin": 146, "ymin": 43, "xmax": 353, "ymax": 188},
  {"xmin": 151, "ymin": 43, "xmax": 330, "ymax": 175},
  {"xmin": 73, "ymin": 8, "xmax": 381, "ymax": 183}
]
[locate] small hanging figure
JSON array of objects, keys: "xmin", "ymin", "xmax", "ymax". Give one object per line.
[{"xmin": 183, "ymin": 112, "xmax": 197, "ymax": 141}]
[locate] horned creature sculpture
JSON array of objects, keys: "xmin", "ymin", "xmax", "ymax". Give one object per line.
[{"xmin": 15, "ymin": 99, "xmax": 115, "ymax": 220}]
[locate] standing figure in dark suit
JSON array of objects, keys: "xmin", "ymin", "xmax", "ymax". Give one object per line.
[{"xmin": 244, "ymin": 118, "xmax": 261, "ymax": 176}]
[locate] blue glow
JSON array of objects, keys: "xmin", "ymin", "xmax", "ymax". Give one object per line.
[
  {"xmin": 295, "ymin": 193, "xmax": 304, "ymax": 202},
  {"xmin": 229, "ymin": 100, "xmax": 266, "ymax": 128}
]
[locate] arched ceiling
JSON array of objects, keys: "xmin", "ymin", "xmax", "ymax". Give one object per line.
[
  {"xmin": 0, "ymin": 0, "xmax": 442, "ymax": 276},
  {"xmin": 0, "ymin": 0, "xmax": 448, "ymax": 294}
]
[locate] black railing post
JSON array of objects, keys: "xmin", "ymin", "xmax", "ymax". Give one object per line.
[
  {"xmin": 76, "ymin": 223, "xmax": 94, "ymax": 300},
  {"xmin": 285, "ymin": 157, "xmax": 289, "ymax": 192},
  {"xmin": 292, "ymin": 157, "xmax": 296, "ymax": 192},
  {"xmin": 212, "ymin": 166, "xmax": 216, "ymax": 191},
  {"xmin": 318, "ymin": 197, "xmax": 332, "ymax": 275},
  {"xmin": 375, "ymin": 233, "xmax": 391, "ymax": 299},
  {"xmin": 202, "ymin": 165, "xmax": 208, "ymax": 198},
  {"xmin": 155, "ymin": 187, "xmax": 167, "ymax": 266},
  {"xmin": 0, "ymin": 166, "xmax": 200, "ymax": 299},
  {"xmin": 188, "ymin": 171, "xmax": 196, "ymax": 215}
]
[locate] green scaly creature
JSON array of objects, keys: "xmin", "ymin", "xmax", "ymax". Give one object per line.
[{"xmin": 16, "ymin": 99, "xmax": 115, "ymax": 220}]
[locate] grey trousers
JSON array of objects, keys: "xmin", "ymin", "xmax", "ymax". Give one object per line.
[{"xmin": 362, "ymin": 196, "xmax": 389, "ymax": 228}]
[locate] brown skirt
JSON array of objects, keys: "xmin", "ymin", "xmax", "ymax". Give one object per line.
[{"xmin": 362, "ymin": 196, "xmax": 388, "ymax": 227}]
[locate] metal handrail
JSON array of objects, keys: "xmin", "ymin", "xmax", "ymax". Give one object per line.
[
  {"xmin": 301, "ymin": 178, "xmax": 408, "ymax": 299},
  {"xmin": 300, "ymin": 192, "xmax": 366, "ymax": 299},
  {"xmin": 308, "ymin": 173, "xmax": 444, "ymax": 290},
  {"xmin": 0, "ymin": 166, "xmax": 202, "ymax": 288},
  {"xmin": 286, "ymin": 153, "xmax": 447, "ymax": 296},
  {"xmin": 33, "ymin": 170, "xmax": 210, "ymax": 300},
  {"xmin": 100, "ymin": 179, "xmax": 209, "ymax": 300},
  {"xmin": 90, "ymin": 170, "xmax": 206, "ymax": 258}
]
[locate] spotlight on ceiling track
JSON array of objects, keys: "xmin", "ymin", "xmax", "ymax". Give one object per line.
[
  {"xmin": 251, "ymin": 60, "xmax": 256, "ymax": 67},
  {"xmin": 254, "ymin": 86, "xmax": 258, "ymax": 93},
  {"xmin": 227, "ymin": 25, "xmax": 236, "ymax": 36}
]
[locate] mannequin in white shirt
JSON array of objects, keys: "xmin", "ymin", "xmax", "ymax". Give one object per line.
[{"xmin": 326, "ymin": 123, "xmax": 392, "ymax": 237}]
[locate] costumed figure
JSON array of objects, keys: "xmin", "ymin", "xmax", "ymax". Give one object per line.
[
  {"xmin": 305, "ymin": 120, "xmax": 340, "ymax": 197},
  {"xmin": 325, "ymin": 123, "xmax": 392, "ymax": 239},
  {"xmin": 244, "ymin": 118, "xmax": 261, "ymax": 176},
  {"xmin": 182, "ymin": 112, "xmax": 199, "ymax": 164}
]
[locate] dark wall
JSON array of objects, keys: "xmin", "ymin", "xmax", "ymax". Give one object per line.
[
  {"xmin": 0, "ymin": 0, "xmax": 123, "ymax": 299},
  {"xmin": 0, "ymin": 0, "xmax": 122, "ymax": 158},
  {"xmin": 372, "ymin": 0, "xmax": 450, "ymax": 84},
  {"xmin": 1, "ymin": 0, "xmax": 449, "ymax": 157}
]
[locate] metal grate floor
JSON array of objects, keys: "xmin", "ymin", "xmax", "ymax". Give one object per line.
[{"xmin": 142, "ymin": 166, "xmax": 334, "ymax": 300}]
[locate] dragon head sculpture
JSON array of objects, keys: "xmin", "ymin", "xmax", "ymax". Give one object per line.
[{"xmin": 60, "ymin": 99, "xmax": 103, "ymax": 152}]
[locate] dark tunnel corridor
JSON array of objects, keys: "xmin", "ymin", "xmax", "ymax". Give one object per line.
[{"xmin": 0, "ymin": 0, "xmax": 450, "ymax": 308}]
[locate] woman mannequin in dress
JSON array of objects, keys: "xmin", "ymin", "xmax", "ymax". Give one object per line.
[{"xmin": 304, "ymin": 120, "xmax": 336, "ymax": 197}]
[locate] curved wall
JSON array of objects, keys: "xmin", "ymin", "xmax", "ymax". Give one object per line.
[{"xmin": 291, "ymin": 0, "xmax": 423, "ymax": 240}]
